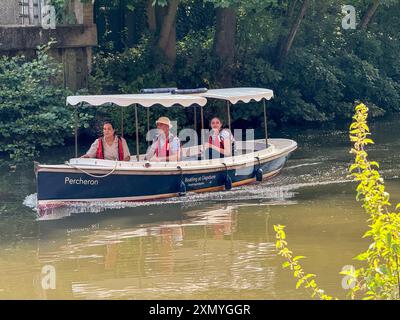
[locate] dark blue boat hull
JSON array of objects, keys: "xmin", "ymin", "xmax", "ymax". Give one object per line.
[{"xmin": 37, "ymin": 155, "xmax": 288, "ymax": 203}]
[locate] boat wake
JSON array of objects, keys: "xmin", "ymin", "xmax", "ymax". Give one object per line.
[
  {"xmin": 23, "ymin": 184, "xmax": 298, "ymax": 220},
  {"xmin": 284, "ymin": 161, "xmax": 323, "ymax": 170}
]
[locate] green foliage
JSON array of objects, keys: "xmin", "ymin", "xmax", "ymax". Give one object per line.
[
  {"xmin": 90, "ymin": 37, "xmax": 171, "ymax": 94},
  {"xmin": 0, "ymin": 43, "xmax": 76, "ymax": 164},
  {"xmin": 205, "ymin": 0, "xmax": 277, "ymax": 9},
  {"xmin": 3, "ymin": 1, "xmax": 399, "ymax": 159},
  {"xmin": 49, "ymin": 0, "xmax": 78, "ymax": 24},
  {"xmin": 274, "ymin": 103, "xmax": 400, "ymax": 300},
  {"xmin": 347, "ymin": 103, "xmax": 400, "ymax": 300},
  {"xmin": 91, "ymin": 0, "xmax": 400, "ymax": 128},
  {"xmin": 88, "ymin": 36, "xmax": 189, "ymax": 140}
]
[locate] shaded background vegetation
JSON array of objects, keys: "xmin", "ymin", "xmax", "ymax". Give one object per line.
[
  {"xmin": 89, "ymin": 0, "xmax": 400, "ymax": 127},
  {"xmin": 1, "ymin": 0, "xmax": 400, "ymax": 163}
]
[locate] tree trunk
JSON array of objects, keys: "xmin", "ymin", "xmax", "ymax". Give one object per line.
[
  {"xmin": 157, "ymin": 0, "xmax": 180, "ymax": 64},
  {"xmin": 287, "ymin": 0, "xmax": 298, "ymax": 19},
  {"xmin": 275, "ymin": 0, "xmax": 310, "ymax": 69},
  {"xmin": 145, "ymin": 0, "xmax": 179, "ymax": 64},
  {"xmin": 213, "ymin": 7, "xmax": 237, "ymax": 86},
  {"xmin": 146, "ymin": 0, "xmax": 157, "ymax": 33},
  {"xmin": 275, "ymin": 0, "xmax": 298, "ymax": 67},
  {"xmin": 359, "ymin": 0, "xmax": 380, "ymax": 30}
]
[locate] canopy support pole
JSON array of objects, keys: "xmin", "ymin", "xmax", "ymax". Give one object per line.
[
  {"xmin": 263, "ymin": 99, "xmax": 268, "ymax": 147},
  {"xmin": 74, "ymin": 104, "xmax": 79, "ymax": 158},
  {"xmin": 200, "ymin": 105, "xmax": 204, "ymax": 130},
  {"xmin": 227, "ymin": 101, "xmax": 231, "ymax": 131},
  {"xmin": 135, "ymin": 104, "xmax": 140, "ymax": 161},
  {"xmin": 147, "ymin": 107, "xmax": 150, "ymax": 146},
  {"xmin": 120, "ymin": 106, "xmax": 124, "ymax": 137},
  {"xmin": 193, "ymin": 106, "xmax": 197, "ymax": 132}
]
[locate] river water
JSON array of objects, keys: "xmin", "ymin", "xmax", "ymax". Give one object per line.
[{"xmin": 0, "ymin": 116, "xmax": 399, "ymax": 299}]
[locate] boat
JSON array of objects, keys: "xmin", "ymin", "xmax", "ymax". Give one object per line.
[{"xmin": 35, "ymin": 87, "xmax": 297, "ymax": 211}]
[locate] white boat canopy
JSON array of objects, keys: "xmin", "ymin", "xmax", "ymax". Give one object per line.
[
  {"xmin": 69, "ymin": 87, "xmax": 274, "ymax": 159},
  {"xmin": 66, "ymin": 93, "xmax": 207, "ymax": 108},
  {"xmin": 66, "ymin": 88, "xmax": 273, "ymax": 108},
  {"xmin": 199, "ymin": 87, "xmax": 274, "ymax": 104}
]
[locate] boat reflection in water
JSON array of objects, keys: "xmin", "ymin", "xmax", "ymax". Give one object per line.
[{"xmin": 32, "ymin": 202, "xmax": 280, "ymax": 299}]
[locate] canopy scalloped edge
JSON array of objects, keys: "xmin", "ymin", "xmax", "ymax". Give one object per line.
[
  {"xmin": 199, "ymin": 88, "xmax": 274, "ymax": 104},
  {"xmin": 66, "ymin": 94, "xmax": 208, "ymax": 108},
  {"xmin": 66, "ymin": 88, "xmax": 274, "ymax": 108}
]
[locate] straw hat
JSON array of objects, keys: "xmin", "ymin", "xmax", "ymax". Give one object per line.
[{"xmin": 156, "ymin": 116, "xmax": 172, "ymax": 128}]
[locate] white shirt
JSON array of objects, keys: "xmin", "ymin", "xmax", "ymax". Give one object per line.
[{"xmin": 210, "ymin": 129, "xmax": 234, "ymax": 144}]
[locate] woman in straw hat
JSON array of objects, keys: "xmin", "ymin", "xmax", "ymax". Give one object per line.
[{"xmin": 146, "ymin": 117, "xmax": 181, "ymax": 162}]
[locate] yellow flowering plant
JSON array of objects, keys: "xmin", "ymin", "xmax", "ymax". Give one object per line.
[{"xmin": 274, "ymin": 103, "xmax": 400, "ymax": 300}]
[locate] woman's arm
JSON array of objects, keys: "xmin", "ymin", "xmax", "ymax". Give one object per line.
[
  {"xmin": 221, "ymin": 137, "xmax": 232, "ymax": 156},
  {"xmin": 145, "ymin": 139, "xmax": 157, "ymax": 161},
  {"xmin": 168, "ymin": 138, "xmax": 181, "ymax": 161},
  {"xmin": 81, "ymin": 139, "xmax": 98, "ymax": 158},
  {"xmin": 218, "ymin": 130, "xmax": 233, "ymax": 156}
]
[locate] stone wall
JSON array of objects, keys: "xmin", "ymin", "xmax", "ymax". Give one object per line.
[
  {"xmin": 0, "ymin": 1, "xmax": 97, "ymax": 91},
  {"xmin": 0, "ymin": 0, "xmax": 20, "ymax": 25}
]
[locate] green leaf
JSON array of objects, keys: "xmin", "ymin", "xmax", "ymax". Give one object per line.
[
  {"xmin": 293, "ymin": 256, "xmax": 306, "ymax": 262},
  {"xmin": 296, "ymin": 278, "xmax": 304, "ymax": 289}
]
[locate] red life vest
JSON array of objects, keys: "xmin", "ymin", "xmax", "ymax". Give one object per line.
[
  {"xmin": 96, "ymin": 136, "xmax": 124, "ymax": 161},
  {"xmin": 155, "ymin": 134, "xmax": 170, "ymax": 160},
  {"xmin": 209, "ymin": 133, "xmax": 225, "ymax": 150}
]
